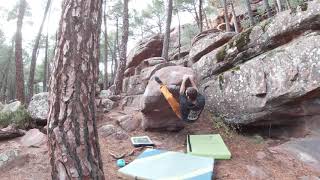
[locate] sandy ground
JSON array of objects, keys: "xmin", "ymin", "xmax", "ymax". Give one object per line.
[{"xmin": 0, "ymin": 110, "xmax": 319, "ymax": 180}]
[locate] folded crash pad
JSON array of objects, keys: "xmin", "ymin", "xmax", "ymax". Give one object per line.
[
  {"xmin": 118, "ymin": 149, "xmax": 214, "ymax": 180},
  {"xmin": 187, "ymin": 134, "xmax": 231, "ymax": 160}
]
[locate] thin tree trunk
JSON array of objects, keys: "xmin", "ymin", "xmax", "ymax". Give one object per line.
[
  {"xmin": 204, "ymin": 11, "xmax": 210, "ymax": 30},
  {"xmin": 114, "ymin": 18, "xmax": 119, "ymax": 76},
  {"xmin": 192, "ymin": 1, "xmax": 200, "ymax": 30},
  {"xmin": 199, "ymin": 0, "xmax": 203, "ymax": 32},
  {"xmin": 103, "ymin": 0, "xmax": 108, "ymax": 89},
  {"xmin": 273, "ymin": 0, "xmax": 279, "ymax": 13},
  {"xmin": 245, "ymin": 0, "xmax": 255, "ymax": 26},
  {"xmin": 15, "ymin": 0, "xmax": 26, "ymax": 104},
  {"xmin": 263, "ymin": 0, "xmax": 272, "ymax": 18},
  {"xmin": 113, "ymin": 0, "xmax": 129, "ymax": 95},
  {"xmin": 28, "ymin": 0, "xmax": 51, "ymax": 102},
  {"xmin": 230, "ymin": 2, "xmax": 240, "ymax": 33},
  {"xmin": 285, "ymin": 0, "xmax": 292, "ymax": 10},
  {"xmin": 1, "ymin": 40, "xmax": 14, "ymax": 102},
  {"xmin": 223, "ymin": 0, "xmax": 231, "ymax": 32},
  {"xmin": 277, "ymin": 0, "xmax": 282, "ymax": 11},
  {"xmin": 43, "ymin": 32, "xmax": 49, "ymax": 92},
  {"xmin": 177, "ymin": 10, "xmax": 181, "ymax": 60},
  {"xmin": 161, "ymin": 0, "xmax": 173, "ymax": 61},
  {"xmin": 47, "ymin": 0, "xmax": 104, "ymax": 179}
]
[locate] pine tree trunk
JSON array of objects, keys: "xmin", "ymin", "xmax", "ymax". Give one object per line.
[
  {"xmin": 192, "ymin": 1, "xmax": 200, "ymax": 31},
  {"xmin": 223, "ymin": 0, "xmax": 231, "ymax": 32},
  {"xmin": 230, "ymin": 2, "xmax": 240, "ymax": 33},
  {"xmin": 245, "ymin": 0, "xmax": 255, "ymax": 26},
  {"xmin": 199, "ymin": 0, "xmax": 203, "ymax": 32},
  {"xmin": 204, "ymin": 11, "xmax": 210, "ymax": 30},
  {"xmin": 47, "ymin": 0, "xmax": 104, "ymax": 179},
  {"xmin": 28, "ymin": 0, "xmax": 52, "ymax": 102},
  {"xmin": 177, "ymin": 11, "xmax": 181, "ymax": 60},
  {"xmin": 277, "ymin": 0, "xmax": 282, "ymax": 11},
  {"xmin": 263, "ymin": 0, "xmax": 272, "ymax": 18},
  {"xmin": 15, "ymin": 0, "xmax": 27, "ymax": 104},
  {"xmin": 114, "ymin": 18, "xmax": 119, "ymax": 77},
  {"xmin": 113, "ymin": 0, "xmax": 129, "ymax": 95},
  {"xmin": 43, "ymin": 33, "xmax": 49, "ymax": 92},
  {"xmin": 285, "ymin": 0, "xmax": 292, "ymax": 10},
  {"xmin": 1, "ymin": 40, "xmax": 14, "ymax": 102},
  {"xmin": 103, "ymin": 0, "xmax": 108, "ymax": 89},
  {"xmin": 161, "ymin": 0, "xmax": 173, "ymax": 61}
]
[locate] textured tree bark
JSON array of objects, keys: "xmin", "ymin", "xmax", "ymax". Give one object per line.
[
  {"xmin": 245, "ymin": 0, "xmax": 255, "ymax": 26},
  {"xmin": 28, "ymin": 0, "xmax": 52, "ymax": 102},
  {"xmin": 113, "ymin": 0, "xmax": 129, "ymax": 95},
  {"xmin": 223, "ymin": 0, "xmax": 231, "ymax": 32},
  {"xmin": 47, "ymin": 0, "xmax": 104, "ymax": 179},
  {"xmin": 43, "ymin": 33, "xmax": 49, "ymax": 92},
  {"xmin": 199, "ymin": 0, "xmax": 203, "ymax": 32},
  {"xmin": 277, "ymin": 0, "xmax": 282, "ymax": 11},
  {"xmin": 230, "ymin": 2, "xmax": 240, "ymax": 33},
  {"xmin": 263, "ymin": 0, "xmax": 272, "ymax": 18},
  {"xmin": 15, "ymin": 0, "xmax": 26, "ymax": 104},
  {"xmin": 1, "ymin": 40, "xmax": 14, "ymax": 102},
  {"xmin": 103, "ymin": 0, "xmax": 109, "ymax": 89},
  {"xmin": 161, "ymin": 0, "xmax": 173, "ymax": 61}
]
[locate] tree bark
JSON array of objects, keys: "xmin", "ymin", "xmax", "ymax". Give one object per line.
[
  {"xmin": 28, "ymin": 0, "xmax": 52, "ymax": 102},
  {"xmin": 47, "ymin": 0, "xmax": 104, "ymax": 179},
  {"xmin": 161, "ymin": 0, "xmax": 173, "ymax": 61},
  {"xmin": 223, "ymin": 0, "xmax": 231, "ymax": 32},
  {"xmin": 43, "ymin": 32, "xmax": 49, "ymax": 92},
  {"xmin": 263, "ymin": 0, "xmax": 272, "ymax": 18},
  {"xmin": 113, "ymin": 0, "xmax": 129, "ymax": 95},
  {"xmin": 1, "ymin": 40, "xmax": 14, "ymax": 102},
  {"xmin": 285, "ymin": 0, "xmax": 292, "ymax": 10},
  {"xmin": 15, "ymin": 0, "xmax": 27, "ymax": 104},
  {"xmin": 114, "ymin": 18, "xmax": 119, "ymax": 77},
  {"xmin": 277, "ymin": 0, "xmax": 282, "ymax": 11},
  {"xmin": 192, "ymin": 1, "xmax": 200, "ymax": 31},
  {"xmin": 230, "ymin": 2, "xmax": 240, "ymax": 33},
  {"xmin": 245, "ymin": 0, "xmax": 255, "ymax": 26},
  {"xmin": 103, "ymin": 0, "xmax": 108, "ymax": 89},
  {"xmin": 177, "ymin": 10, "xmax": 181, "ymax": 60},
  {"xmin": 199, "ymin": 0, "xmax": 203, "ymax": 32}
]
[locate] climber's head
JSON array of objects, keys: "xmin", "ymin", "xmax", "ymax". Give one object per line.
[{"xmin": 186, "ymin": 87, "xmax": 198, "ymax": 101}]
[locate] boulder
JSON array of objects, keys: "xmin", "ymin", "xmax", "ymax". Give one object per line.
[
  {"xmin": 1, "ymin": 101, "xmax": 22, "ymax": 113},
  {"xmin": 99, "ymin": 124, "xmax": 117, "ymax": 137},
  {"xmin": 20, "ymin": 129, "xmax": 47, "ymax": 147},
  {"xmin": 126, "ymin": 34, "xmax": 163, "ymax": 69},
  {"xmin": 141, "ymin": 66, "xmax": 195, "ymax": 131},
  {"xmin": 27, "ymin": 93, "xmax": 49, "ymax": 122},
  {"xmin": 121, "ymin": 95, "xmax": 143, "ymax": 109},
  {"xmin": 122, "ymin": 75, "xmax": 148, "ymax": 96},
  {"xmin": 200, "ymin": 33, "xmax": 320, "ymax": 125},
  {"xmin": 188, "ymin": 31, "xmax": 236, "ymax": 64},
  {"xmin": 201, "ymin": 2, "xmax": 320, "ymax": 79},
  {"xmin": 101, "ymin": 99, "xmax": 117, "ymax": 111},
  {"xmin": 116, "ymin": 114, "xmax": 141, "ymax": 132},
  {"xmin": 140, "ymin": 62, "xmax": 176, "ymax": 81},
  {"xmin": 99, "ymin": 85, "xmax": 116, "ymax": 99},
  {"xmin": 142, "ymin": 57, "xmax": 166, "ymax": 67},
  {"xmin": 0, "ymin": 149, "xmax": 20, "ymax": 169}
]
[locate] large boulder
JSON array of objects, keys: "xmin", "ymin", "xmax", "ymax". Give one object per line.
[
  {"xmin": 200, "ymin": 32, "xmax": 320, "ymax": 125},
  {"xmin": 188, "ymin": 31, "xmax": 236, "ymax": 64},
  {"xmin": 126, "ymin": 34, "xmax": 163, "ymax": 69},
  {"xmin": 198, "ymin": 2, "xmax": 320, "ymax": 80},
  {"xmin": 27, "ymin": 93, "xmax": 49, "ymax": 123},
  {"xmin": 141, "ymin": 66, "xmax": 195, "ymax": 131},
  {"xmin": 1, "ymin": 101, "xmax": 22, "ymax": 113}
]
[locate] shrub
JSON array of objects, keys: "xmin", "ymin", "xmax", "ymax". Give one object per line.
[{"xmin": 0, "ymin": 106, "xmax": 33, "ymax": 129}]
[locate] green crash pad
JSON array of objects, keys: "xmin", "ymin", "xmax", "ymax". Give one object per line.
[
  {"xmin": 118, "ymin": 149, "xmax": 214, "ymax": 180},
  {"xmin": 187, "ymin": 134, "xmax": 231, "ymax": 160}
]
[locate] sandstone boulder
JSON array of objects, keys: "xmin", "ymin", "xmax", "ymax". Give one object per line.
[
  {"xmin": 126, "ymin": 34, "xmax": 163, "ymax": 69},
  {"xmin": 27, "ymin": 93, "xmax": 49, "ymax": 122},
  {"xmin": 141, "ymin": 66, "xmax": 195, "ymax": 131},
  {"xmin": 201, "ymin": 33, "xmax": 320, "ymax": 125},
  {"xmin": 1, "ymin": 101, "xmax": 22, "ymax": 113},
  {"xmin": 20, "ymin": 129, "xmax": 47, "ymax": 147}
]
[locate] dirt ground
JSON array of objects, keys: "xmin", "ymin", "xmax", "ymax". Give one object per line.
[{"xmin": 0, "ymin": 109, "xmax": 319, "ymax": 180}]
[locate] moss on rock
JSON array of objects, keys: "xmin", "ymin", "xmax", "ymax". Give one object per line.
[{"xmin": 0, "ymin": 106, "xmax": 32, "ymax": 129}]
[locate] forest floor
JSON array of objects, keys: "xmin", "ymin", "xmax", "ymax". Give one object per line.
[{"xmin": 0, "ymin": 109, "xmax": 319, "ymax": 180}]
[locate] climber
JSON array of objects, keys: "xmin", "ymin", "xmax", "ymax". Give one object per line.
[{"xmin": 154, "ymin": 75, "xmax": 205, "ymax": 122}]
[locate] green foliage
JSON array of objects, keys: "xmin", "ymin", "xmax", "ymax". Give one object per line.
[
  {"xmin": 213, "ymin": 116, "xmax": 235, "ymax": 138},
  {"xmin": 251, "ymin": 134, "xmax": 264, "ymax": 144},
  {"xmin": 216, "ymin": 46, "xmax": 227, "ymax": 62},
  {"xmin": 218, "ymin": 74, "xmax": 224, "ymax": 90},
  {"xmin": 0, "ymin": 106, "xmax": 32, "ymax": 129}
]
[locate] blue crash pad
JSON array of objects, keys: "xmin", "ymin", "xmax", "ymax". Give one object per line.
[{"xmin": 118, "ymin": 149, "xmax": 214, "ymax": 179}]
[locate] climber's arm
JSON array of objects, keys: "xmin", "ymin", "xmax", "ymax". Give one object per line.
[
  {"xmin": 180, "ymin": 75, "xmax": 188, "ymax": 95},
  {"xmin": 188, "ymin": 75, "xmax": 198, "ymax": 91}
]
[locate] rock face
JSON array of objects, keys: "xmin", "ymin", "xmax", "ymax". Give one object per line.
[
  {"xmin": 20, "ymin": 129, "xmax": 47, "ymax": 147},
  {"xmin": 0, "ymin": 149, "xmax": 20, "ymax": 169},
  {"xmin": 192, "ymin": 2, "xmax": 320, "ymax": 125},
  {"xmin": 126, "ymin": 34, "xmax": 163, "ymax": 69},
  {"xmin": 141, "ymin": 66, "xmax": 195, "ymax": 131},
  {"xmin": 1, "ymin": 101, "xmax": 22, "ymax": 113},
  {"xmin": 28, "ymin": 93, "xmax": 49, "ymax": 122}
]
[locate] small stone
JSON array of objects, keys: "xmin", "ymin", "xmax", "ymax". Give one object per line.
[
  {"xmin": 99, "ymin": 124, "xmax": 116, "ymax": 137},
  {"xmin": 246, "ymin": 165, "xmax": 269, "ymax": 179},
  {"xmin": 20, "ymin": 129, "xmax": 47, "ymax": 147},
  {"xmin": 256, "ymin": 151, "xmax": 267, "ymax": 160}
]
